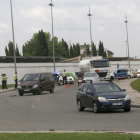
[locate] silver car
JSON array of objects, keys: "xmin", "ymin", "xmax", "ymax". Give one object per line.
[{"xmin": 83, "ymin": 72, "xmax": 100, "ymax": 83}]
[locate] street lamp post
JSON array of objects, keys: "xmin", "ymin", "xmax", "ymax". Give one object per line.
[
  {"xmin": 125, "ymin": 41, "xmax": 127, "ymax": 57},
  {"xmin": 10, "ymin": 0, "xmax": 17, "ymax": 73},
  {"xmin": 124, "ymin": 15, "xmax": 130, "ymax": 69},
  {"xmin": 87, "ymin": 6, "xmax": 93, "ymax": 57},
  {"xmin": 49, "ymin": 0, "xmax": 55, "ymax": 72}
]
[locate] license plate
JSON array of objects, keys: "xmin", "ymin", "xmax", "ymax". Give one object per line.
[
  {"xmin": 78, "ymin": 80, "xmax": 82, "ymax": 82},
  {"xmin": 24, "ymin": 89, "xmax": 30, "ymax": 91},
  {"xmin": 112, "ymin": 102, "xmax": 123, "ymax": 106}
]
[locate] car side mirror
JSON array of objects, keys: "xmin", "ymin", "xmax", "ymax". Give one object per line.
[
  {"xmin": 19, "ymin": 79, "xmax": 22, "ymax": 82},
  {"xmin": 122, "ymin": 89, "xmax": 126, "ymax": 92},
  {"xmin": 86, "ymin": 91, "xmax": 91, "ymax": 94}
]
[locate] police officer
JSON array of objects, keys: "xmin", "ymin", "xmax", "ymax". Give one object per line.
[
  {"xmin": 14, "ymin": 72, "xmax": 18, "ymax": 89},
  {"xmin": 1, "ymin": 74, "xmax": 4, "ymax": 89},
  {"xmin": 63, "ymin": 70, "xmax": 67, "ymax": 85},
  {"xmin": 3, "ymin": 74, "xmax": 8, "ymax": 89}
]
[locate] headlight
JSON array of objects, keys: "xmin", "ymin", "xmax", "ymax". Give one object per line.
[
  {"xmin": 124, "ymin": 95, "xmax": 131, "ymax": 101},
  {"xmin": 33, "ymin": 85, "xmax": 38, "ymax": 88},
  {"xmin": 17, "ymin": 86, "xmax": 22, "ymax": 89},
  {"xmin": 98, "ymin": 97, "xmax": 108, "ymax": 102}
]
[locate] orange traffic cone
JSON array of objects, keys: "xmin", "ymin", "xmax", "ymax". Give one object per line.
[
  {"xmin": 69, "ymin": 84, "xmax": 70, "ymax": 87},
  {"xmin": 66, "ymin": 84, "xmax": 69, "ymax": 88}
]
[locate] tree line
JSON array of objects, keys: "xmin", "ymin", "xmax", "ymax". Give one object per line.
[{"xmin": 5, "ymin": 30, "xmax": 106, "ymax": 58}]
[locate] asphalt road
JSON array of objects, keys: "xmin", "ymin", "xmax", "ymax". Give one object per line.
[{"xmin": 0, "ymin": 83, "xmax": 140, "ymax": 132}]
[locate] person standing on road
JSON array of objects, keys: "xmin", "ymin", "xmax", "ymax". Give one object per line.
[
  {"xmin": 63, "ymin": 70, "xmax": 67, "ymax": 85},
  {"xmin": 1, "ymin": 74, "xmax": 4, "ymax": 89},
  {"xmin": 14, "ymin": 72, "xmax": 18, "ymax": 89},
  {"xmin": 3, "ymin": 74, "xmax": 8, "ymax": 89}
]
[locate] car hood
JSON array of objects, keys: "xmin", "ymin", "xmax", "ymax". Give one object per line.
[
  {"xmin": 20, "ymin": 81, "xmax": 38, "ymax": 86},
  {"xmin": 96, "ymin": 92, "xmax": 127, "ymax": 99}
]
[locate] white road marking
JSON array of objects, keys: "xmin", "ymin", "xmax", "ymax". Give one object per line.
[
  {"xmin": 31, "ymin": 105, "xmax": 34, "ymax": 109},
  {"xmin": 37, "ymin": 98, "xmax": 40, "ymax": 101}
]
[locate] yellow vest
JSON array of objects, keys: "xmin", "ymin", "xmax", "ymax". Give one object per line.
[
  {"xmin": 14, "ymin": 74, "xmax": 18, "ymax": 80},
  {"xmin": 63, "ymin": 72, "xmax": 66, "ymax": 77},
  {"xmin": 1, "ymin": 76, "xmax": 3, "ymax": 81},
  {"xmin": 3, "ymin": 76, "xmax": 7, "ymax": 81}
]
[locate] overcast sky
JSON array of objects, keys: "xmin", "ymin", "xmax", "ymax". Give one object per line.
[{"xmin": 0, "ymin": 0, "xmax": 140, "ymax": 57}]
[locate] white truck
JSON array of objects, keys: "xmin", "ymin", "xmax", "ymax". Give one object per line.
[{"xmin": 79, "ymin": 56, "xmax": 110, "ymax": 80}]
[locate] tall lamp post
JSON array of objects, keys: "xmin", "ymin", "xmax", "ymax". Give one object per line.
[
  {"xmin": 124, "ymin": 15, "xmax": 130, "ymax": 69},
  {"xmin": 10, "ymin": 0, "xmax": 17, "ymax": 73},
  {"xmin": 125, "ymin": 41, "xmax": 127, "ymax": 57},
  {"xmin": 49, "ymin": 0, "xmax": 55, "ymax": 72},
  {"xmin": 87, "ymin": 6, "xmax": 93, "ymax": 57}
]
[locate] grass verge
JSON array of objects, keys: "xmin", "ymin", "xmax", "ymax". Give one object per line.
[
  {"xmin": 130, "ymin": 78, "xmax": 140, "ymax": 92},
  {"xmin": 0, "ymin": 84, "xmax": 15, "ymax": 89},
  {"xmin": 0, "ymin": 133, "xmax": 139, "ymax": 140}
]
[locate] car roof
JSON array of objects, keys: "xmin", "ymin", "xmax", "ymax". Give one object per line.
[{"xmin": 25, "ymin": 72, "xmax": 52, "ymax": 75}]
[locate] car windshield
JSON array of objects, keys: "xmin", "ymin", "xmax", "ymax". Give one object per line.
[
  {"xmin": 90, "ymin": 60, "xmax": 109, "ymax": 68},
  {"xmin": 93, "ymin": 83, "xmax": 121, "ymax": 93},
  {"xmin": 84, "ymin": 73, "xmax": 97, "ymax": 77},
  {"xmin": 22, "ymin": 74, "xmax": 40, "ymax": 81}
]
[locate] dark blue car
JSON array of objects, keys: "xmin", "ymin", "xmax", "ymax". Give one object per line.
[{"xmin": 76, "ymin": 81, "xmax": 131, "ymax": 113}]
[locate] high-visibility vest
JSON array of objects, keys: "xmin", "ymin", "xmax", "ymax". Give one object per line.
[
  {"xmin": 1, "ymin": 76, "xmax": 4, "ymax": 81},
  {"xmin": 3, "ymin": 76, "xmax": 7, "ymax": 81},
  {"xmin": 14, "ymin": 74, "xmax": 18, "ymax": 80},
  {"xmin": 63, "ymin": 72, "xmax": 67, "ymax": 77}
]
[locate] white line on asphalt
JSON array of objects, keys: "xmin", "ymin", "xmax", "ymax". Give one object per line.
[
  {"xmin": 31, "ymin": 105, "xmax": 34, "ymax": 109},
  {"xmin": 37, "ymin": 98, "xmax": 40, "ymax": 101}
]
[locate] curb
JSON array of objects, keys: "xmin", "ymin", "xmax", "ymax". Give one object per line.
[
  {"xmin": 0, "ymin": 131, "xmax": 140, "ymax": 135},
  {"xmin": 0, "ymin": 88, "xmax": 17, "ymax": 94}
]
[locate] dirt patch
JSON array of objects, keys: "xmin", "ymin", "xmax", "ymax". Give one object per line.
[{"xmin": 113, "ymin": 78, "xmax": 140, "ymax": 105}]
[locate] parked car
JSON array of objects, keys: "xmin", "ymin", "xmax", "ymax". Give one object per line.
[
  {"xmin": 53, "ymin": 73, "xmax": 63, "ymax": 85},
  {"xmin": 114, "ymin": 69, "xmax": 133, "ymax": 79},
  {"xmin": 76, "ymin": 81, "xmax": 131, "ymax": 113},
  {"xmin": 67, "ymin": 75, "xmax": 75, "ymax": 84},
  {"xmin": 83, "ymin": 72, "xmax": 100, "ymax": 83},
  {"xmin": 18, "ymin": 73, "xmax": 54, "ymax": 96},
  {"xmin": 137, "ymin": 71, "xmax": 140, "ymax": 78}
]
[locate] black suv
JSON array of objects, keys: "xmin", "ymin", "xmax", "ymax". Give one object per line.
[{"xmin": 18, "ymin": 73, "xmax": 54, "ymax": 96}]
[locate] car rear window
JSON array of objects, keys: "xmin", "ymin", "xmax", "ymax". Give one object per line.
[
  {"xmin": 84, "ymin": 73, "xmax": 97, "ymax": 77},
  {"xmin": 93, "ymin": 83, "xmax": 121, "ymax": 93}
]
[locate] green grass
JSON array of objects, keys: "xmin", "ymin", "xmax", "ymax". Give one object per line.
[
  {"xmin": 130, "ymin": 78, "xmax": 140, "ymax": 92},
  {"xmin": 0, "ymin": 84, "xmax": 15, "ymax": 89},
  {"xmin": 0, "ymin": 133, "xmax": 139, "ymax": 140}
]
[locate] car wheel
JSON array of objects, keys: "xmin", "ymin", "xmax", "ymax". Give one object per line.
[
  {"xmin": 38, "ymin": 88, "xmax": 42, "ymax": 95},
  {"xmin": 77, "ymin": 100, "xmax": 84, "ymax": 111},
  {"xmin": 59, "ymin": 80, "xmax": 63, "ymax": 85},
  {"xmin": 50, "ymin": 86, "xmax": 54, "ymax": 93},
  {"xmin": 127, "ymin": 75, "xmax": 131, "ymax": 79},
  {"xmin": 124, "ymin": 108, "xmax": 131, "ymax": 112},
  {"xmin": 19, "ymin": 92, "xmax": 23, "ymax": 96},
  {"xmin": 33, "ymin": 92, "xmax": 36, "ymax": 95},
  {"xmin": 93, "ymin": 102, "xmax": 99, "ymax": 113}
]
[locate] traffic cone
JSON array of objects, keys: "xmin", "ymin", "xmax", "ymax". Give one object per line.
[
  {"xmin": 66, "ymin": 84, "xmax": 69, "ymax": 88},
  {"xmin": 69, "ymin": 84, "xmax": 70, "ymax": 87}
]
